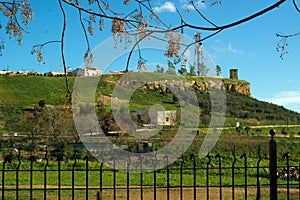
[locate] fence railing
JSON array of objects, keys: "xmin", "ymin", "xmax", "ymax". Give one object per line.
[{"xmin": 1, "ymin": 131, "xmax": 300, "ymax": 200}]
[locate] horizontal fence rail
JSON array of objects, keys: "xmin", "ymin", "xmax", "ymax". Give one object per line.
[{"xmin": 1, "ymin": 133, "xmax": 300, "ymax": 199}]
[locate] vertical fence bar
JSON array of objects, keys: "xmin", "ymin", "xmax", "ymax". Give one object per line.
[
  {"xmin": 57, "ymin": 153, "xmax": 63, "ymax": 200},
  {"xmin": 44, "ymin": 148, "xmax": 49, "ymax": 200},
  {"xmin": 30, "ymin": 155, "xmax": 33, "ymax": 200},
  {"xmin": 140, "ymin": 155, "xmax": 143, "ymax": 200},
  {"xmin": 256, "ymin": 146, "xmax": 262, "ymax": 200},
  {"xmin": 2, "ymin": 155, "xmax": 8, "ymax": 199},
  {"xmin": 153, "ymin": 154, "xmax": 157, "ymax": 200},
  {"xmin": 206, "ymin": 153, "xmax": 211, "ymax": 200},
  {"xmin": 269, "ymin": 129, "xmax": 277, "ymax": 200},
  {"xmin": 85, "ymin": 154, "xmax": 89, "ymax": 200},
  {"xmin": 180, "ymin": 155, "xmax": 184, "ymax": 200},
  {"xmin": 58, "ymin": 158, "xmax": 61, "ymax": 200},
  {"xmin": 127, "ymin": 156, "xmax": 130, "ymax": 200},
  {"xmin": 241, "ymin": 153, "xmax": 247, "ymax": 200},
  {"xmin": 216, "ymin": 154, "xmax": 222, "ymax": 200},
  {"xmin": 192, "ymin": 154, "xmax": 197, "ymax": 200},
  {"xmin": 72, "ymin": 139, "xmax": 78, "ymax": 200},
  {"xmin": 283, "ymin": 153, "xmax": 289, "ymax": 200},
  {"xmin": 100, "ymin": 162, "xmax": 103, "ymax": 193},
  {"xmin": 113, "ymin": 156, "xmax": 116, "ymax": 200},
  {"xmin": 232, "ymin": 147, "xmax": 236, "ymax": 200},
  {"xmin": 299, "ymin": 162, "xmax": 300, "ymax": 200},
  {"xmin": 72, "ymin": 150, "xmax": 77, "ymax": 200},
  {"xmin": 16, "ymin": 148, "xmax": 21, "ymax": 200},
  {"xmin": 165, "ymin": 156, "xmax": 169, "ymax": 200}
]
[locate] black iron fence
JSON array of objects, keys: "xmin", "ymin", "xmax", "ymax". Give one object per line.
[{"xmin": 0, "ymin": 132, "xmax": 300, "ymax": 200}]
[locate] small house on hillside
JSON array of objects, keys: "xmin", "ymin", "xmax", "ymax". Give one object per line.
[
  {"xmin": 44, "ymin": 71, "xmax": 65, "ymax": 76},
  {"xmin": 0, "ymin": 70, "xmax": 10, "ymax": 75},
  {"xmin": 152, "ymin": 110, "xmax": 177, "ymax": 126},
  {"xmin": 69, "ymin": 66, "xmax": 102, "ymax": 76}
]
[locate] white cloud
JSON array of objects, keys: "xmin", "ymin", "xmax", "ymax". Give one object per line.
[
  {"xmin": 193, "ymin": 0, "xmax": 206, "ymax": 8},
  {"xmin": 263, "ymin": 90, "xmax": 300, "ymax": 113},
  {"xmin": 210, "ymin": 41, "xmax": 243, "ymax": 56},
  {"xmin": 153, "ymin": 2, "xmax": 176, "ymax": 13},
  {"xmin": 180, "ymin": 0, "xmax": 206, "ymax": 10},
  {"xmin": 265, "ymin": 91, "xmax": 300, "ymax": 105},
  {"xmin": 228, "ymin": 42, "xmax": 243, "ymax": 54}
]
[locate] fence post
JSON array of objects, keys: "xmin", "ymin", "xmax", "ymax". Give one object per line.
[{"xmin": 269, "ymin": 129, "xmax": 277, "ymax": 200}]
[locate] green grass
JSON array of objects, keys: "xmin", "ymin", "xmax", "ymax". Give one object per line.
[{"xmin": 0, "ymin": 75, "xmax": 74, "ymax": 106}]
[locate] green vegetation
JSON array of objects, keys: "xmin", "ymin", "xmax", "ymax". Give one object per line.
[
  {"xmin": 0, "ymin": 73, "xmax": 299, "ymax": 139},
  {"xmin": 1, "ymin": 73, "xmax": 300, "ymax": 172},
  {"xmin": 0, "ymin": 75, "xmax": 74, "ymax": 106}
]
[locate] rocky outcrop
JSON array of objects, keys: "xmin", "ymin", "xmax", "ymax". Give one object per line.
[
  {"xmin": 118, "ymin": 78, "xmax": 251, "ymax": 96},
  {"xmin": 224, "ymin": 80, "xmax": 251, "ymax": 96},
  {"xmin": 142, "ymin": 79, "xmax": 250, "ymax": 96}
]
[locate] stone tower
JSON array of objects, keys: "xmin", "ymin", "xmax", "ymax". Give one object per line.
[{"xmin": 230, "ymin": 69, "xmax": 238, "ymax": 80}]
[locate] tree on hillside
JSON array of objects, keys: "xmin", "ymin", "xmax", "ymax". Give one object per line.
[
  {"xmin": 155, "ymin": 64, "xmax": 164, "ymax": 74},
  {"xmin": 187, "ymin": 65, "xmax": 196, "ymax": 76},
  {"xmin": 215, "ymin": 65, "xmax": 221, "ymax": 76},
  {"xmin": 0, "ymin": 0, "xmax": 299, "ymax": 98},
  {"xmin": 166, "ymin": 60, "xmax": 176, "ymax": 75}
]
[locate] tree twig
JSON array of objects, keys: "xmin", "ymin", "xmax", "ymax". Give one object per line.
[{"xmin": 58, "ymin": 0, "xmax": 71, "ymax": 103}]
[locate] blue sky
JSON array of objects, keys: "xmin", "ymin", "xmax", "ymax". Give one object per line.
[{"xmin": 1, "ymin": 0, "xmax": 300, "ymax": 113}]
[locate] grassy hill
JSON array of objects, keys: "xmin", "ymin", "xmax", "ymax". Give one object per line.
[
  {"xmin": 0, "ymin": 75, "xmax": 74, "ymax": 106},
  {"xmin": 1, "ymin": 74, "xmax": 300, "ymax": 166},
  {"xmin": 0, "ymin": 74, "xmax": 299, "ymax": 132}
]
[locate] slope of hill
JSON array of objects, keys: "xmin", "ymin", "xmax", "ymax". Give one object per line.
[
  {"xmin": 0, "ymin": 74, "xmax": 299, "ymax": 131},
  {"xmin": 0, "ymin": 75, "xmax": 74, "ymax": 106}
]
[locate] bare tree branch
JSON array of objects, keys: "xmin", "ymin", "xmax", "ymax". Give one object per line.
[
  {"xmin": 58, "ymin": 0, "xmax": 71, "ymax": 102},
  {"xmin": 293, "ymin": 0, "xmax": 300, "ymax": 13},
  {"xmin": 190, "ymin": 0, "xmax": 218, "ymax": 28},
  {"xmin": 75, "ymin": 0, "xmax": 93, "ymax": 66},
  {"xmin": 134, "ymin": 0, "xmax": 169, "ymax": 28},
  {"xmin": 32, "ymin": 40, "xmax": 62, "ymax": 48},
  {"xmin": 276, "ymin": 32, "xmax": 300, "ymax": 38},
  {"xmin": 62, "ymin": 0, "xmax": 138, "ymax": 22},
  {"xmin": 172, "ymin": 0, "xmax": 287, "ymax": 32}
]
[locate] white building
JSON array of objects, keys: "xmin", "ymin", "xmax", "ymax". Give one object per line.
[
  {"xmin": 152, "ymin": 110, "xmax": 177, "ymax": 126},
  {"xmin": 44, "ymin": 71, "xmax": 65, "ymax": 76},
  {"xmin": 0, "ymin": 70, "xmax": 10, "ymax": 75},
  {"xmin": 69, "ymin": 66, "xmax": 102, "ymax": 76}
]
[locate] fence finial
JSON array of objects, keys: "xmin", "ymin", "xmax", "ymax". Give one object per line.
[{"xmin": 270, "ymin": 129, "xmax": 276, "ymax": 140}]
